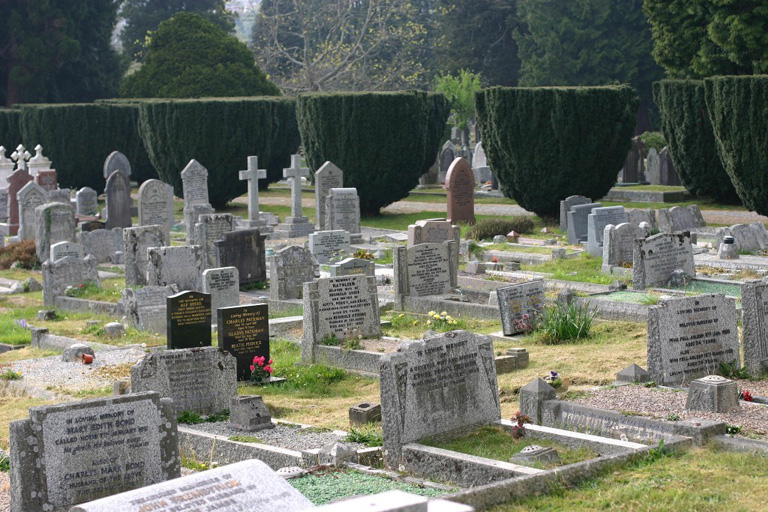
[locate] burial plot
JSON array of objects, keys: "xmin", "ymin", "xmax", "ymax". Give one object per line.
[
  {"xmin": 647, "ymin": 294, "xmax": 739, "ymax": 385},
  {"xmin": 633, "ymin": 232, "xmax": 694, "ymax": 289},
  {"xmin": 166, "ymin": 290, "xmax": 212, "ymax": 349},
  {"xmin": 741, "ymin": 279, "xmax": 768, "ymax": 376},
  {"xmin": 138, "ymin": 179, "xmax": 174, "ymax": 240},
  {"xmin": 559, "ymin": 195, "xmax": 591, "ymax": 233},
  {"xmin": 103, "ymin": 150, "xmax": 131, "ymax": 180},
  {"xmin": 104, "ymin": 170, "xmax": 133, "ymax": 229},
  {"xmin": 380, "ymin": 330, "xmax": 500, "ymax": 462},
  {"xmin": 146, "ymin": 245, "xmax": 205, "ymax": 291},
  {"xmin": 393, "ymin": 241, "xmax": 458, "ymax": 299},
  {"xmin": 439, "ymin": 141, "xmax": 455, "ymax": 183},
  {"xmin": 76, "ymin": 187, "xmax": 99, "ymax": 215},
  {"xmin": 325, "ymin": 187, "xmax": 361, "ymax": 234},
  {"xmin": 302, "ymin": 275, "xmax": 380, "ymax": 361},
  {"xmin": 657, "ymin": 205, "xmax": 706, "ymax": 233},
  {"xmin": 50, "ymin": 241, "xmax": 84, "ymax": 262},
  {"xmin": 218, "ymin": 303, "xmax": 270, "ymax": 380},
  {"xmin": 268, "ymin": 245, "xmax": 316, "ymax": 300},
  {"xmin": 4, "ymin": 168, "xmax": 33, "ymax": 235},
  {"xmin": 586, "ymin": 206, "xmax": 627, "ymax": 256},
  {"xmin": 123, "ymin": 225, "xmax": 168, "ymax": 286},
  {"xmin": 445, "ymin": 157, "xmax": 475, "ymax": 225},
  {"xmin": 602, "ymin": 222, "xmax": 649, "ymax": 272},
  {"xmin": 9, "ymin": 391, "xmax": 179, "ymax": 512},
  {"xmin": 35, "ymin": 202, "xmax": 76, "ymax": 262},
  {"xmin": 197, "ymin": 213, "xmax": 235, "ymax": 267},
  {"xmin": 567, "ymin": 202, "xmax": 602, "ymax": 244},
  {"xmin": 120, "ymin": 285, "xmax": 176, "ymax": 334},
  {"xmin": 215, "ymin": 228, "xmax": 267, "ymax": 285},
  {"xmin": 17, "ymin": 180, "xmax": 46, "ymax": 241},
  {"xmin": 202, "ymin": 266, "xmax": 240, "ymax": 312},
  {"xmin": 42, "ymin": 255, "xmax": 100, "ymax": 307},
  {"xmin": 132, "ymin": 346, "xmax": 235, "ymax": 414},
  {"xmin": 309, "ymin": 229, "xmax": 351, "ymax": 264},
  {"xmin": 79, "ymin": 228, "xmax": 123, "ymax": 264},
  {"xmin": 330, "ymin": 257, "xmax": 375, "ymax": 277},
  {"xmin": 496, "ymin": 280, "xmax": 546, "ymax": 336},
  {"xmin": 315, "ymin": 161, "xmax": 344, "ymax": 230}
]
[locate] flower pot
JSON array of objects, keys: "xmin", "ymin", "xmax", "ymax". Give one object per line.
[{"xmin": 82, "ymin": 354, "xmax": 94, "ymax": 365}]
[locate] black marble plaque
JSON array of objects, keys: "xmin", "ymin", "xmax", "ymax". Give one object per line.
[
  {"xmin": 166, "ymin": 290, "xmax": 212, "ymax": 349},
  {"xmin": 217, "ymin": 303, "xmax": 270, "ymax": 380},
  {"xmin": 215, "ymin": 229, "xmax": 267, "ymax": 285}
]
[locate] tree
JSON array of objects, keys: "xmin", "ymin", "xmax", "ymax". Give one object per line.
[
  {"xmin": 0, "ymin": 0, "xmax": 123, "ymax": 107},
  {"xmin": 251, "ymin": 0, "xmax": 433, "ymax": 93},
  {"xmin": 644, "ymin": 0, "xmax": 768, "ymax": 78},
  {"xmin": 435, "ymin": 70, "xmax": 482, "ymax": 129},
  {"xmin": 120, "ymin": 0, "xmax": 234, "ymax": 61},
  {"xmin": 515, "ymin": 0, "xmax": 662, "ymax": 133},
  {"xmin": 121, "ymin": 13, "xmax": 280, "ymax": 98}
]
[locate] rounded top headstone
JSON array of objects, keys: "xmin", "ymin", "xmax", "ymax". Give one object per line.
[{"xmin": 103, "ymin": 150, "xmax": 131, "ymax": 179}]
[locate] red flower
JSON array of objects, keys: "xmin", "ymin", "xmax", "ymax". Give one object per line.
[
  {"xmin": 741, "ymin": 389, "xmax": 754, "ymax": 402},
  {"xmin": 249, "ymin": 365, "xmax": 255, "ymax": 371}
]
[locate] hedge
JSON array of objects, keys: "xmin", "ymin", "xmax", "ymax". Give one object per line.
[
  {"xmin": 296, "ymin": 91, "xmax": 449, "ymax": 216},
  {"xmin": 17, "ymin": 103, "xmax": 154, "ymax": 191},
  {"xmin": 653, "ymin": 80, "xmax": 739, "ymax": 203},
  {"xmin": 138, "ymin": 97, "xmax": 300, "ymax": 208},
  {"xmin": 0, "ymin": 109, "xmax": 22, "ymax": 153},
  {"xmin": 704, "ymin": 76, "xmax": 768, "ymax": 215},
  {"xmin": 476, "ymin": 85, "xmax": 638, "ymax": 218}
]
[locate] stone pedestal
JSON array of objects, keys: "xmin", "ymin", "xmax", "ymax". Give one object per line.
[
  {"xmin": 273, "ymin": 216, "xmax": 315, "ymax": 238},
  {"xmin": 686, "ymin": 375, "xmax": 739, "ymax": 413},
  {"xmin": 519, "ymin": 378, "xmax": 557, "ymax": 425},
  {"xmin": 229, "ymin": 395, "xmax": 274, "ymax": 432}
]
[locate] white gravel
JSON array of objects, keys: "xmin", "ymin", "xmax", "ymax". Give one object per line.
[
  {"xmin": 0, "ymin": 471, "xmax": 8, "ymax": 512},
  {"xmin": 185, "ymin": 422, "xmax": 365, "ymax": 452}
]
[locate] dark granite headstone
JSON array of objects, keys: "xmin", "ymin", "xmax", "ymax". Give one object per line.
[
  {"xmin": 217, "ymin": 303, "xmax": 270, "ymax": 380},
  {"xmin": 166, "ymin": 290, "xmax": 211, "ymax": 349},
  {"xmin": 214, "ymin": 228, "xmax": 267, "ymax": 285}
]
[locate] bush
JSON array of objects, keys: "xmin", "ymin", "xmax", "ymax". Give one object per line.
[
  {"xmin": 465, "ymin": 216, "xmax": 534, "ymax": 240},
  {"xmin": 535, "ymin": 302, "xmax": 595, "ymax": 344},
  {"xmin": 138, "ymin": 97, "xmax": 300, "ymax": 207},
  {"xmin": 18, "ymin": 103, "xmax": 154, "ymax": 190},
  {"xmin": 297, "ymin": 91, "xmax": 449, "ymax": 216},
  {"xmin": 638, "ymin": 131, "xmax": 666, "ymax": 152},
  {"xmin": 704, "ymin": 76, "xmax": 768, "ymax": 215},
  {"xmin": 653, "ymin": 80, "xmax": 739, "ymax": 202},
  {"xmin": 0, "ymin": 240, "xmax": 39, "ymax": 270},
  {"xmin": 476, "ymin": 85, "xmax": 638, "ymax": 218},
  {"xmin": 0, "ymin": 109, "xmax": 22, "ymax": 150}
]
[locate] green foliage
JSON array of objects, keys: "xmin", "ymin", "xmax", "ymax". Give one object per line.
[
  {"xmin": 465, "ymin": 216, "xmax": 534, "ymax": 240},
  {"xmin": 718, "ymin": 360, "xmax": 750, "ymax": 380},
  {"xmin": 0, "ymin": 455, "xmax": 9, "ymax": 472},
  {"xmin": 638, "ymin": 131, "xmax": 666, "ymax": 152},
  {"xmin": 344, "ymin": 424, "xmax": 383, "ymax": 447},
  {"xmin": 653, "ymin": 80, "xmax": 739, "ymax": 202},
  {"xmin": 228, "ymin": 435, "xmax": 262, "ymax": 443},
  {"xmin": 476, "ymin": 85, "xmax": 638, "ymax": 218},
  {"xmin": 138, "ymin": 97, "xmax": 300, "ymax": 207},
  {"xmin": 0, "ymin": 369, "xmax": 22, "ymax": 381},
  {"xmin": 0, "ymin": 109, "xmax": 22, "ymax": 149},
  {"xmin": 177, "ymin": 409, "xmax": 229, "ymax": 425},
  {"xmin": 704, "ymin": 76, "xmax": 768, "ymax": 215},
  {"xmin": 435, "ymin": 70, "xmax": 482, "ymax": 129},
  {"xmin": 121, "ymin": 13, "xmax": 279, "ymax": 98},
  {"xmin": 535, "ymin": 302, "xmax": 596, "ymax": 344},
  {"xmin": 297, "ymin": 91, "xmax": 449, "ymax": 216}
]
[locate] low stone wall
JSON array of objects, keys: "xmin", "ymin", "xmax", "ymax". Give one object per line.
[
  {"xmin": 178, "ymin": 427, "xmax": 304, "ymax": 470},
  {"xmin": 604, "ymin": 188, "xmax": 690, "ymax": 203},
  {"xmin": 54, "ymin": 295, "xmax": 119, "ymax": 316},
  {"xmin": 497, "ymin": 420, "xmax": 645, "ymax": 456},
  {"xmin": 575, "ymin": 294, "xmax": 649, "ymax": 322},
  {"xmin": 310, "ymin": 345, "xmax": 384, "ymax": 376},
  {"xmin": 399, "ymin": 295, "xmax": 499, "ymax": 320}
]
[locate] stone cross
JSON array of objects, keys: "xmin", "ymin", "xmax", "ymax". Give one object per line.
[
  {"xmin": 239, "ymin": 156, "xmax": 267, "ymax": 222},
  {"xmin": 283, "ymin": 154, "xmax": 309, "ymax": 219},
  {"xmin": 11, "ymin": 144, "xmax": 30, "ymax": 171}
]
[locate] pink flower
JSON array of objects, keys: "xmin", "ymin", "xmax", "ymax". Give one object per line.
[
  {"xmin": 250, "ymin": 365, "xmax": 255, "ymax": 371},
  {"xmin": 264, "ymin": 365, "xmax": 273, "ymax": 374},
  {"xmin": 268, "ymin": 359, "xmax": 273, "ymax": 365}
]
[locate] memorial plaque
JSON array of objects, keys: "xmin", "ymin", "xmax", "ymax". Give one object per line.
[
  {"xmin": 324, "ymin": 187, "xmax": 361, "ymax": 234},
  {"xmin": 5, "ymin": 168, "xmax": 33, "ymax": 235},
  {"xmin": 602, "ymin": 222, "xmax": 648, "ymax": 272},
  {"xmin": 309, "ymin": 229, "xmax": 351, "ymax": 264},
  {"xmin": 329, "ymin": 257, "xmax": 375, "ymax": 277},
  {"xmin": 439, "ymin": 141, "xmax": 455, "ymax": 182},
  {"xmin": 215, "ymin": 228, "xmax": 267, "ymax": 285},
  {"xmin": 166, "ymin": 290, "xmax": 212, "ymax": 349},
  {"xmin": 633, "ymin": 232, "xmax": 694, "ymax": 289},
  {"xmin": 79, "ymin": 228, "xmax": 123, "ymax": 264},
  {"xmin": 647, "ymin": 294, "xmax": 739, "ymax": 385},
  {"xmin": 314, "ymin": 161, "xmax": 344, "ymax": 230},
  {"xmin": 496, "ymin": 280, "xmax": 546, "ymax": 336},
  {"xmin": 393, "ymin": 241, "xmax": 457, "ymax": 298},
  {"xmin": 202, "ymin": 266, "xmax": 240, "ymax": 312},
  {"xmin": 50, "ymin": 241, "xmax": 84, "ymax": 262},
  {"xmin": 445, "ymin": 157, "xmax": 475, "ymax": 224},
  {"xmin": 42, "ymin": 255, "xmax": 100, "ymax": 307},
  {"xmin": 741, "ymin": 279, "xmax": 768, "ymax": 375},
  {"xmin": 218, "ymin": 304, "xmax": 270, "ymax": 380},
  {"xmin": 407, "ymin": 218, "xmax": 460, "ymax": 247}
]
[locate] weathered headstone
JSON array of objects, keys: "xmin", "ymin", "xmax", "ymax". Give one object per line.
[
  {"xmin": 659, "ymin": 147, "xmax": 681, "ymax": 186},
  {"xmin": 181, "ymin": 159, "xmax": 213, "ymax": 240},
  {"xmin": 147, "ymin": 245, "xmax": 205, "ymax": 291},
  {"xmin": 657, "ymin": 205, "xmax": 706, "ymax": 233},
  {"xmin": 407, "ymin": 218, "xmax": 461, "ymax": 270},
  {"xmin": 35, "ymin": 169, "xmax": 58, "ymax": 192},
  {"xmin": 238, "ymin": 156, "xmax": 272, "ymax": 231},
  {"xmin": 202, "ymin": 266, "xmax": 240, "ymax": 313},
  {"xmin": 393, "ymin": 241, "xmax": 458, "ymax": 300},
  {"xmin": 567, "ymin": 202, "xmax": 602, "ymax": 244},
  {"xmin": 196, "ymin": 213, "xmax": 235, "ymax": 268},
  {"xmin": 645, "ymin": 147, "xmax": 660, "ymax": 185},
  {"xmin": 35, "ymin": 201, "xmax": 76, "ymax": 262},
  {"xmin": 740, "ymin": 279, "xmax": 768, "ymax": 376},
  {"xmin": 274, "ymin": 154, "xmax": 315, "ymax": 237},
  {"xmin": 47, "ymin": 188, "xmax": 70, "ymax": 205},
  {"xmin": 103, "ymin": 150, "xmax": 131, "ymax": 180},
  {"xmin": 647, "ymin": 294, "xmax": 739, "ymax": 385},
  {"xmin": 621, "ymin": 136, "xmax": 645, "ymax": 183},
  {"xmin": 79, "ymin": 228, "xmax": 123, "ymax": 264},
  {"xmin": 123, "ymin": 225, "xmax": 168, "ymax": 286},
  {"xmin": 330, "ymin": 257, "xmax": 375, "ymax": 277},
  {"xmin": 633, "ymin": 232, "xmax": 694, "ymax": 289},
  {"xmin": 0, "ymin": 145, "xmax": 14, "ymax": 187},
  {"xmin": 16, "ymin": 180, "xmax": 46, "ymax": 241},
  {"xmin": 717, "ymin": 223, "xmax": 768, "ymax": 252},
  {"xmin": 268, "ymin": 245, "xmax": 316, "ymax": 300},
  {"xmin": 439, "ymin": 140, "xmax": 455, "ymax": 183},
  {"xmin": 10, "ymin": 391, "xmax": 179, "ymax": 512},
  {"xmin": 132, "ymin": 347, "xmax": 235, "ymax": 414},
  {"xmin": 104, "ymin": 170, "xmax": 133, "ymax": 229},
  {"xmin": 586, "ymin": 206, "xmax": 628, "ymax": 256},
  {"xmin": 215, "ymin": 228, "xmax": 267, "ymax": 285},
  {"xmin": 496, "ymin": 280, "xmax": 546, "ymax": 336},
  {"xmin": 309, "ymin": 229, "xmax": 351, "ymax": 264},
  {"xmin": 559, "ymin": 195, "xmax": 591, "ymax": 233},
  {"xmin": 184, "ymin": 203, "xmax": 214, "ymax": 245},
  {"xmin": 50, "ymin": 241, "xmax": 84, "ymax": 262},
  {"xmin": 445, "ymin": 157, "xmax": 475, "ymax": 225},
  {"xmin": 602, "ymin": 222, "xmax": 649, "ymax": 272},
  {"xmin": 4, "ymin": 168, "xmax": 33, "ymax": 235},
  {"xmin": 42, "ymin": 255, "xmax": 100, "ymax": 307},
  {"xmin": 217, "ymin": 303, "xmax": 270, "ymax": 380},
  {"xmin": 314, "ymin": 161, "xmax": 344, "ymax": 231},
  {"xmin": 686, "ymin": 375, "xmax": 739, "ymax": 413},
  {"xmin": 627, "ymin": 208, "xmax": 656, "ymax": 230},
  {"xmin": 166, "ymin": 290, "xmax": 212, "ymax": 349},
  {"xmin": 120, "ymin": 285, "xmax": 176, "ymax": 334},
  {"xmin": 76, "ymin": 187, "xmax": 99, "ymax": 216},
  {"xmin": 138, "ymin": 179, "xmax": 174, "ymax": 240},
  {"xmin": 325, "ymin": 187, "xmax": 361, "ymax": 234},
  {"xmin": 380, "ymin": 330, "xmax": 500, "ymax": 462},
  {"xmin": 473, "ymin": 141, "xmax": 492, "ymax": 183}
]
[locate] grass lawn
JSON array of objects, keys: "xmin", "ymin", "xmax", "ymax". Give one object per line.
[
  {"xmin": 381, "ymin": 312, "xmax": 501, "ymax": 339},
  {"xmin": 521, "ymin": 253, "xmax": 631, "ymax": 286}
]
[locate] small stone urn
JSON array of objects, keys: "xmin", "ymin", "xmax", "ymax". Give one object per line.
[{"xmin": 718, "ymin": 235, "xmax": 739, "ymax": 260}]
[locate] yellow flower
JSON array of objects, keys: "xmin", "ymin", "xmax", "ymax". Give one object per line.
[
  {"xmin": 413, "ymin": 320, "xmax": 419, "ymax": 325},
  {"xmin": 427, "ymin": 320, "xmax": 432, "ymax": 325},
  {"xmin": 428, "ymin": 311, "xmax": 436, "ymax": 316}
]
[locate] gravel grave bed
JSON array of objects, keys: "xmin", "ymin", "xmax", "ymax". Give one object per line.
[
  {"xmin": 572, "ymin": 384, "xmax": 768, "ymax": 437},
  {"xmin": 183, "ymin": 422, "xmax": 365, "ymax": 452},
  {"xmin": 0, "ymin": 472, "xmax": 8, "ymax": 512}
]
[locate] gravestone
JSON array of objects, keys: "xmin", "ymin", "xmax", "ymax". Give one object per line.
[
  {"xmin": 0, "ymin": 145, "xmax": 14, "ymax": 186},
  {"xmin": 123, "ymin": 225, "xmax": 168, "ymax": 286},
  {"xmin": 5, "ymin": 168, "xmax": 33, "ymax": 235},
  {"xmin": 217, "ymin": 303, "xmax": 270, "ymax": 380},
  {"xmin": 9, "ymin": 391, "xmax": 179, "ymax": 512},
  {"xmin": 103, "ymin": 150, "xmax": 131, "ymax": 180},
  {"xmin": 393, "ymin": 241, "xmax": 458, "ymax": 300},
  {"xmin": 627, "ymin": 208, "xmax": 656, "ymax": 230},
  {"xmin": 325, "ymin": 187, "xmax": 361, "ymax": 234},
  {"xmin": 567, "ymin": 202, "xmax": 602, "ymax": 244},
  {"xmin": 181, "ymin": 159, "xmax": 213, "ymax": 242},
  {"xmin": 215, "ymin": 228, "xmax": 267, "ymax": 285},
  {"xmin": 740, "ymin": 279, "xmax": 768, "ymax": 376},
  {"xmin": 10, "ymin": 144, "xmax": 31, "ymax": 172},
  {"xmin": 166, "ymin": 290, "xmax": 212, "ymax": 349},
  {"xmin": 35, "ymin": 169, "xmax": 58, "ymax": 192},
  {"xmin": 26, "ymin": 144, "xmax": 53, "ymax": 177},
  {"xmin": 76, "ymin": 187, "xmax": 99, "ymax": 216},
  {"xmin": 131, "ymin": 347, "xmax": 235, "ymax": 414},
  {"xmin": 621, "ymin": 136, "xmax": 645, "ymax": 182},
  {"xmin": 473, "ymin": 141, "xmax": 492, "ymax": 183},
  {"xmin": 330, "ymin": 257, "xmax": 375, "ymax": 277},
  {"xmin": 314, "ymin": 161, "xmax": 344, "ymax": 230},
  {"xmin": 42, "ymin": 255, "xmax": 100, "ymax": 307},
  {"xmin": 274, "ymin": 154, "xmax": 315, "ymax": 237},
  {"xmin": 50, "ymin": 241, "xmax": 84, "ymax": 262},
  {"xmin": 686, "ymin": 375, "xmax": 739, "ymax": 413},
  {"xmin": 659, "ymin": 147, "xmax": 681, "ymax": 186},
  {"xmin": 0, "ymin": 189, "xmax": 7, "ymax": 223},
  {"xmin": 586, "ymin": 206, "xmax": 628, "ymax": 256},
  {"xmin": 184, "ymin": 203, "xmax": 214, "ymax": 245},
  {"xmin": 69, "ymin": 459, "xmax": 312, "ymax": 512},
  {"xmin": 16, "ymin": 180, "xmax": 46, "ymax": 241},
  {"xmin": 202, "ymin": 266, "xmax": 240, "ymax": 313},
  {"xmin": 380, "ymin": 330, "xmax": 500, "ymax": 462},
  {"xmin": 445, "ymin": 157, "xmax": 475, "ymax": 225},
  {"xmin": 496, "ymin": 280, "xmax": 546, "ymax": 336},
  {"xmin": 309, "ymin": 229, "xmax": 351, "ymax": 264},
  {"xmin": 633, "ymin": 232, "xmax": 694, "ymax": 289},
  {"xmin": 645, "ymin": 148, "xmax": 660, "ymax": 185},
  {"xmin": 438, "ymin": 141, "xmax": 455, "ymax": 183},
  {"xmin": 238, "ymin": 156, "xmax": 273, "ymax": 232},
  {"xmin": 602, "ymin": 222, "xmax": 649, "ymax": 272},
  {"xmin": 104, "ymin": 170, "xmax": 133, "ymax": 229},
  {"xmin": 138, "ymin": 179, "xmax": 174, "ymax": 240},
  {"xmin": 47, "ymin": 187, "xmax": 70, "ymax": 205},
  {"xmin": 718, "ymin": 223, "xmax": 768, "ymax": 252},
  {"xmin": 196, "ymin": 213, "xmax": 235, "ymax": 267},
  {"xmin": 35, "ymin": 202, "xmax": 76, "ymax": 262},
  {"xmin": 302, "ymin": 275, "xmax": 380, "ymax": 361},
  {"xmin": 120, "ymin": 285, "xmax": 176, "ymax": 334},
  {"xmin": 407, "ymin": 218, "xmax": 460, "ymax": 271},
  {"xmin": 647, "ymin": 294, "xmax": 739, "ymax": 385},
  {"xmin": 147, "ymin": 245, "xmax": 205, "ymax": 291},
  {"xmin": 657, "ymin": 205, "xmax": 706, "ymax": 233},
  {"xmin": 268, "ymin": 245, "xmax": 317, "ymax": 300},
  {"xmin": 559, "ymin": 195, "xmax": 591, "ymax": 233},
  {"xmin": 79, "ymin": 228, "xmax": 123, "ymax": 264}
]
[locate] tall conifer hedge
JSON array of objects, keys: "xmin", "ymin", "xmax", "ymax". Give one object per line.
[
  {"xmin": 0, "ymin": 109, "xmax": 22, "ymax": 152},
  {"xmin": 653, "ymin": 80, "xmax": 738, "ymax": 203},
  {"xmin": 705, "ymin": 76, "xmax": 768, "ymax": 215},
  {"xmin": 296, "ymin": 91, "xmax": 449, "ymax": 216},
  {"xmin": 138, "ymin": 97, "xmax": 300, "ymax": 208},
  {"xmin": 476, "ymin": 85, "xmax": 638, "ymax": 218}
]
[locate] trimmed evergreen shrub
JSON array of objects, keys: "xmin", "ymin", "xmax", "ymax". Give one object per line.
[
  {"xmin": 704, "ymin": 76, "xmax": 768, "ymax": 215},
  {"xmin": 0, "ymin": 109, "xmax": 22, "ymax": 151},
  {"xmin": 465, "ymin": 217, "xmax": 534, "ymax": 240},
  {"xmin": 653, "ymin": 80, "xmax": 739, "ymax": 203},
  {"xmin": 138, "ymin": 97, "xmax": 300, "ymax": 208},
  {"xmin": 18, "ymin": 103, "xmax": 154, "ymax": 191},
  {"xmin": 476, "ymin": 85, "xmax": 638, "ymax": 218},
  {"xmin": 297, "ymin": 91, "xmax": 449, "ymax": 216}
]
